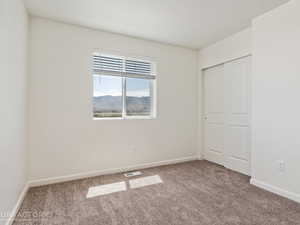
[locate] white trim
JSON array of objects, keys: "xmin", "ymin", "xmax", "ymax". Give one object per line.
[
  {"xmin": 5, "ymin": 184, "xmax": 29, "ymax": 225},
  {"xmin": 93, "ymin": 117, "xmax": 123, "ymax": 121},
  {"xmin": 28, "ymin": 156, "xmax": 198, "ymax": 187},
  {"xmin": 201, "ymin": 54, "xmax": 251, "ymax": 70},
  {"xmin": 93, "ymin": 116, "xmax": 156, "ymax": 121},
  {"xmin": 250, "ymin": 178, "xmax": 300, "ymax": 203},
  {"xmin": 123, "ymin": 116, "xmax": 156, "ymax": 120},
  {"xmin": 197, "ymin": 155, "xmax": 203, "ymax": 160},
  {"xmin": 122, "ymin": 76, "xmax": 126, "ymax": 117}
]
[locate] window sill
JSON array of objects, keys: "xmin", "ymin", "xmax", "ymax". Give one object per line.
[
  {"xmin": 124, "ymin": 116, "xmax": 156, "ymax": 120},
  {"xmin": 93, "ymin": 116, "xmax": 156, "ymax": 121}
]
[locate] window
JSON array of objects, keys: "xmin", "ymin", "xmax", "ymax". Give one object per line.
[{"xmin": 93, "ymin": 53, "xmax": 156, "ymax": 119}]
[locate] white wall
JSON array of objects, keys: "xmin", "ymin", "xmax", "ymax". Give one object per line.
[
  {"xmin": 28, "ymin": 17, "xmax": 198, "ymax": 181},
  {"xmin": 199, "ymin": 28, "xmax": 252, "ymax": 69},
  {"xmin": 0, "ymin": 0, "xmax": 28, "ymax": 224},
  {"xmin": 251, "ymin": 0, "xmax": 300, "ymax": 202},
  {"xmin": 197, "ymin": 28, "xmax": 252, "ymax": 158}
]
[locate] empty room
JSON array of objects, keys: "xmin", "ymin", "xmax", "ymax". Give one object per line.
[{"xmin": 1, "ymin": 0, "xmax": 300, "ymax": 224}]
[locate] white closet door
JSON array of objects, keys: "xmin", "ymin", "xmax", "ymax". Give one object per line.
[
  {"xmin": 204, "ymin": 64, "xmax": 225, "ymax": 166},
  {"xmin": 203, "ymin": 56, "xmax": 251, "ymax": 175},
  {"xmin": 224, "ymin": 56, "xmax": 251, "ymax": 175}
]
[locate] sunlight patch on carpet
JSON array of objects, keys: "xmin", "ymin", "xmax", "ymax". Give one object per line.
[
  {"xmin": 87, "ymin": 181, "xmax": 127, "ymax": 198},
  {"xmin": 129, "ymin": 175, "xmax": 163, "ymax": 189}
]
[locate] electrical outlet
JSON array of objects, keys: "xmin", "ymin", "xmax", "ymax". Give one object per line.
[{"xmin": 278, "ymin": 160, "xmax": 285, "ymax": 173}]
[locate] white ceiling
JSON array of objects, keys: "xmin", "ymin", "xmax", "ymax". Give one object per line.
[{"xmin": 24, "ymin": 0, "xmax": 289, "ymax": 49}]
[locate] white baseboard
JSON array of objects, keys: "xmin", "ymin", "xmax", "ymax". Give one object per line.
[
  {"xmin": 5, "ymin": 183, "xmax": 29, "ymax": 225},
  {"xmin": 250, "ymin": 178, "xmax": 300, "ymax": 203},
  {"xmin": 197, "ymin": 155, "xmax": 203, "ymax": 160},
  {"xmin": 28, "ymin": 156, "xmax": 199, "ymax": 187}
]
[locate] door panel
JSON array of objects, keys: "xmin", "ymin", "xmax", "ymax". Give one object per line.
[
  {"xmin": 224, "ymin": 56, "xmax": 251, "ymax": 175},
  {"xmin": 204, "ymin": 65, "xmax": 224, "ymax": 166},
  {"xmin": 203, "ymin": 56, "xmax": 251, "ymax": 175},
  {"xmin": 227, "ymin": 68, "xmax": 248, "ymax": 114},
  {"xmin": 207, "ymin": 124, "xmax": 224, "ymax": 153},
  {"xmin": 226, "ymin": 126, "xmax": 249, "ymax": 160}
]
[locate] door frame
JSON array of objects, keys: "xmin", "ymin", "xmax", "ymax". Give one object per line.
[{"xmin": 200, "ymin": 54, "xmax": 252, "ymax": 176}]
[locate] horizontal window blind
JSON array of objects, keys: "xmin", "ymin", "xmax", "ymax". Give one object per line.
[
  {"xmin": 125, "ymin": 59, "xmax": 151, "ymax": 75},
  {"xmin": 93, "ymin": 55, "xmax": 123, "ymax": 73},
  {"xmin": 93, "ymin": 53, "xmax": 155, "ymax": 79}
]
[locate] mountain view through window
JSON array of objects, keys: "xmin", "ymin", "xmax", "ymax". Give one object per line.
[{"xmin": 93, "ymin": 75, "xmax": 152, "ymax": 118}]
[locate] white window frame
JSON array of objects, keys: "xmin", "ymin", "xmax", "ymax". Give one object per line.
[{"xmin": 92, "ymin": 53, "xmax": 157, "ymax": 120}]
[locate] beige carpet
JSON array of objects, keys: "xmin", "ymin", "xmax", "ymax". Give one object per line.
[{"xmin": 13, "ymin": 161, "xmax": 300, "ymax": 225}]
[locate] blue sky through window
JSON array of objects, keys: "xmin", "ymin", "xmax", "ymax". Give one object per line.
[
  {"xmin": 126, "ymin": 78, "xmax": 150, "ymax": 97},
  {"xmin": 93, "ymin": 75, "xmax": 149, "ymax": 97}
]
